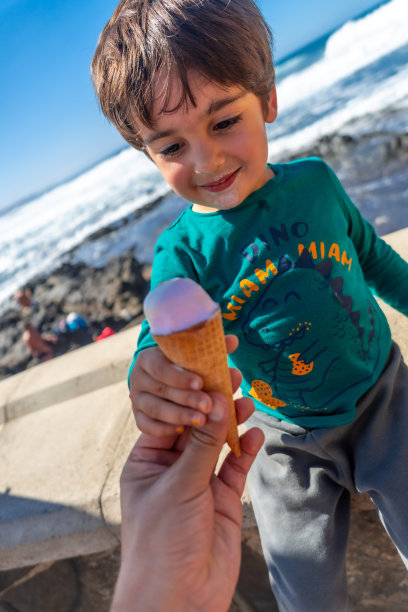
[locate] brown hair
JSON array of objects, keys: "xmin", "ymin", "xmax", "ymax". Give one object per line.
[{"xmin": 91, "ymin": 0, "xmax": 274, "ymax": 150}]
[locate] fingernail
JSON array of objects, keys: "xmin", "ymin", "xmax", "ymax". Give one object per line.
[
  {"xmin": 192, "ymin": 416, "xmax": 204, "ymax": 427},
  {"xmin": 199, "ymin": 399, "xmax": 210, "ymax": 413},
  {"xmin": 176, "ymin": 426, "xmax": 184, "ymax": 434},
  {"xmin": 190, "ymin": 378, "xmax": 201, "ymax": 390}
]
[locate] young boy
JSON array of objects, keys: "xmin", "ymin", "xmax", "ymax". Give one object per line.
[{"xmin": 92, "ymin": 1, "xmax": 408, "ymax": 609}]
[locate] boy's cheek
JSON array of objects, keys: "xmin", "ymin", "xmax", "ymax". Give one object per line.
[{"xmin": 158, "ymin": 165, "xmax": 186, "ymax": 193}]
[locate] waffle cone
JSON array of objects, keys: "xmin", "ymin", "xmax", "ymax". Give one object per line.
[{"xmin": 152, "ymin": 308, "xmax": 240, "ymax": 456}]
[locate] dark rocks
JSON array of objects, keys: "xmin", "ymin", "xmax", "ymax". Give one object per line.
[
  {"xmin": 297, "ymin": 133, "xmax": 357, "ymax": 160},
  {"xmin": 35, "ymin": 252, "xmax": 148, "ymax": 324},
  {"xmin": 281, "ymin": 128, "xmax": 408, "ymax": 236},
  {"xmin": 0, "ymin": 251, "xmax": 150, "ymax": 381},
  {"xmin": 284, "ymin": 129, "xmax": 408, "ymax": 169}
]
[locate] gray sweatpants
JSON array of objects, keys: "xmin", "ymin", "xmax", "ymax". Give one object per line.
[{"xmin": 247, "ymin": 342, "xmax": 408, "ymax": 612}]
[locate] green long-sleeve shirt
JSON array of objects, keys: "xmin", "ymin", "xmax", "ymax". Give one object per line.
[{"xmin": 133, "ymin": 158, "xmax": 408, "ymax": 427}]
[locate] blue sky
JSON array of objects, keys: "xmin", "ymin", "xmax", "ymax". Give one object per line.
[{"xmin": 0, "ymin": 0, "xmax": 384, "ymax": 209}]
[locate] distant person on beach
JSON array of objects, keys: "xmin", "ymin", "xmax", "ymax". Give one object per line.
[
  {"xmin": 14, "ymin": 287, "xmax": 36, "ymax": 311},
  {"xmin": 112, "ymin": 371, "xmax": 263, "ymax": 612},
  {"xmin": 92, "ymin": 1, "xmax": 408, "ymax": 609},
  {"xmin": 22, "ymin": 322, "xmax": 57, "ymax": 362}
]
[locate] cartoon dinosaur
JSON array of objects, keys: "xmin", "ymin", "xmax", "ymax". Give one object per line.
[{"xmin": 241, "ymin": 249, "xmax": 380, "ymax": 412}]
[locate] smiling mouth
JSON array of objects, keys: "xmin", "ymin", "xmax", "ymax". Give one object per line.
[{"xmin": 200, "ymin": 168, "xmax": 241, "ymax": 192}]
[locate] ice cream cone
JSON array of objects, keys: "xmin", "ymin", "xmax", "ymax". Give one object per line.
[{"xmin": 152, "ymin": 308, "xmax": 241, "ymax": 456}]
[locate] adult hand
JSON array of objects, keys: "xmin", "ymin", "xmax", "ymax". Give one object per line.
[{"xmin": 112, "ymin": 349, "xmax": 264, "ymax": 611}]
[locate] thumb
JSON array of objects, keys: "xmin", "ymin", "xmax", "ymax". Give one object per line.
[{"xmin": 170, "ymin": 392, "xmax": 230, "ymax": 496}]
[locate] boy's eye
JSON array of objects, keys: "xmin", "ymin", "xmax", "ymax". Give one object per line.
[
  {"xmin": 160, "ymin": 143, "xmax": 182, "ymax": 157},
  {"xmin": 214, "ymin": 115, "xmax": 242, "ymax": 131}
]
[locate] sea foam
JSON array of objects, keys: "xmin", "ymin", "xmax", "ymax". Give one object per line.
[{"xmin": 276, "ymin": 0, "xmax": 408, "ymax": 112}]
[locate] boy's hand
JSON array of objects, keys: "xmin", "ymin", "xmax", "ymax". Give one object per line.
[{"xmin": 129, "ymin": 335, "xmax": 239, "ymax": 437}]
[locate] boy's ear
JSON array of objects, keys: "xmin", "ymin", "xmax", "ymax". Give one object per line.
[{"xmin": 265, "ymin": 86, "xmax": 278, "ymax": 124}]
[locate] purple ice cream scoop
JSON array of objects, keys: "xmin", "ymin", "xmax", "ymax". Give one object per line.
[{"xmin": 143, "ymin": 278, "xmax": 218, "ymax": 334}]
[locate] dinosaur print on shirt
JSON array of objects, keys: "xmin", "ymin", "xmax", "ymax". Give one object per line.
[{"xmin": 242, "ymin": 248, "xmax": 381, "ymax": 415}]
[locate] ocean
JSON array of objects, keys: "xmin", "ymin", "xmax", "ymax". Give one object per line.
[{"xmin": 1, "ymin": 0, "xmax": 407, "ymax": 313}]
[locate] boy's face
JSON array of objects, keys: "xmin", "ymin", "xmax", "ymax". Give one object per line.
[{"xmin": 136, "ymin": 72, "xmax": 277, "ymax": 212}]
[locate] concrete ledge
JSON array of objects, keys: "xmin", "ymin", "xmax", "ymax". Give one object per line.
[
  {"xmin": 0, "ymin": 381, "xmax": 131, "ymax": 569},
  {"xmin": 0, "ymin": 228, "xmax": 406, "ymax": 571},
  {"xmin": 100, "ymin": 414, "xmax": 139, "ymax": 535},
  {"xmin": 0, "ymin": 326, "xmax": 139, "ymax": 423}
]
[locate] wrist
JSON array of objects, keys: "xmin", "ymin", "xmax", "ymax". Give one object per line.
[{"xmin": 111, "ymin": 564, "xmax": 189, "ymax": 612}]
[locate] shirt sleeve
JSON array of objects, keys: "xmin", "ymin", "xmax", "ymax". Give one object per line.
[{"xmin": 327, "ymin": 164, "xmax": 408, "ymax": 316}]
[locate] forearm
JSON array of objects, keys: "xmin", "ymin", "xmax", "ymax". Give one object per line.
[
  {"xmin": 345, "ymin": 200, "xmax": 408, "ymax": 316},
  {"xmin": 364, "ymin": 241, "xmax": 408, "ymax": 316}
]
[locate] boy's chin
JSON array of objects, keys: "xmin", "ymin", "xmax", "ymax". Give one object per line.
[
  {"xmin": 193, "ymin": 199, "xmax": 242, "ymax": 214},
  {"xmin": 192, "ymin": 202, "xmax": 219, "ymax": 213},
  {"xmin": 199, "ymin": 187, "xmax": 242, "ymax": 211}
]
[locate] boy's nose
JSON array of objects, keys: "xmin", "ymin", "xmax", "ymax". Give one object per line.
[{"xmin": 193, "ymin": 139, "xmax": 225, "ymax": 175}]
